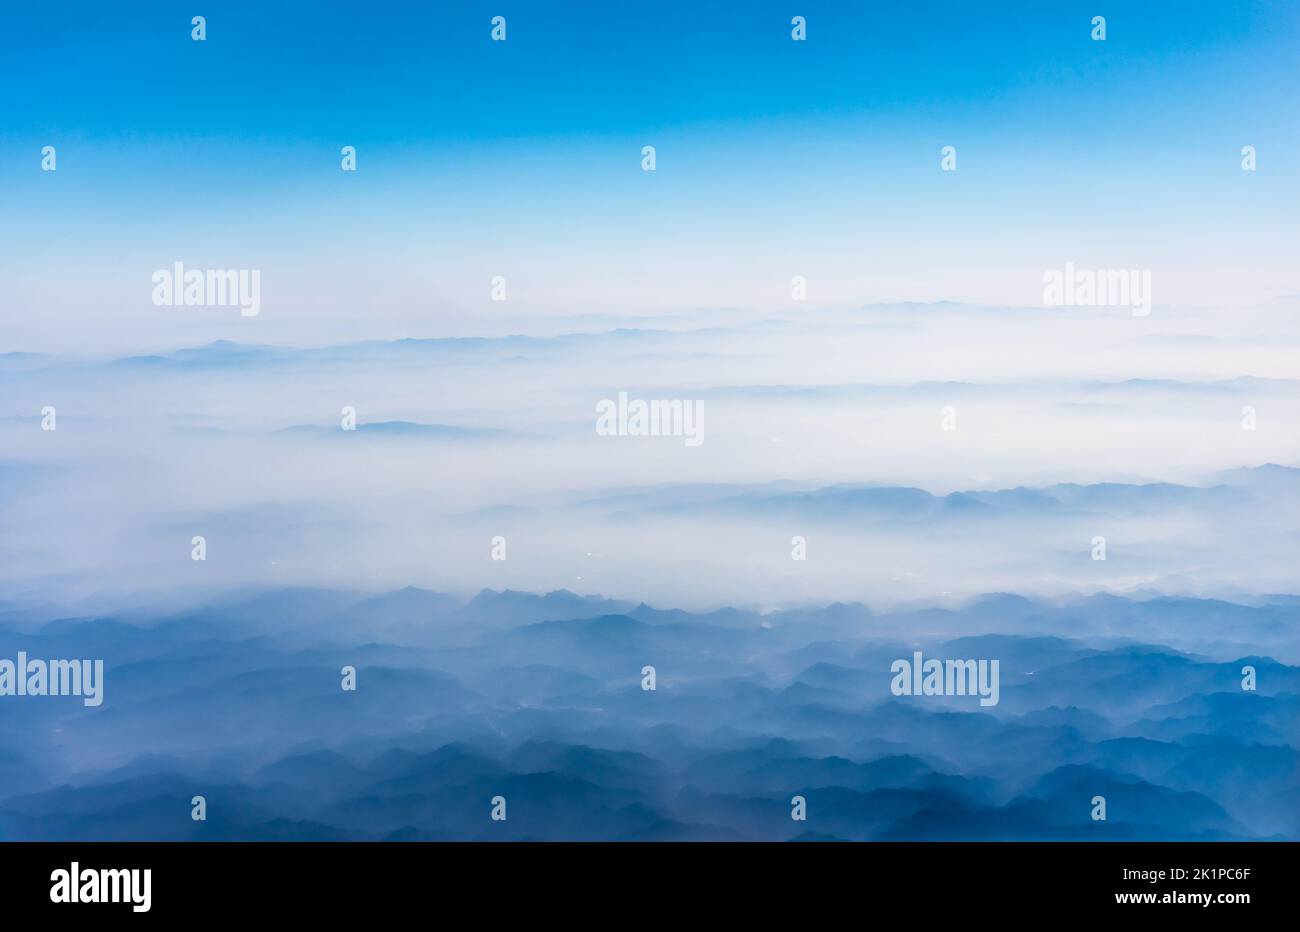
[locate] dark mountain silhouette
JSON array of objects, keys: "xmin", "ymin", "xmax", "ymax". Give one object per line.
[{"xmin": 0, "ymin": 587, "xmax": 1294, "ymax": 840}]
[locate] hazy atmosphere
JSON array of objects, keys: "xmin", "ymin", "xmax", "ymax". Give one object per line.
[
  {"xmin": 4, "ymin": 300, "xmax": 1300, "ymax": 611},
  {"xmin": 1, "ymin": 1, "xmax": 1297, "ymax": 843}
]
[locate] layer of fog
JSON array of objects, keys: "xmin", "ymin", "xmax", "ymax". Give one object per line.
[{"xmin": 2, "ymin": 302, "xmax": 1298, "ymax": 609}]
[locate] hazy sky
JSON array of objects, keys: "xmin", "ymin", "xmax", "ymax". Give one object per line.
[
  {"xmin": 4, "ymin": 304, "xmax": 1299, "ymax": 609},
  {"xmin": 3, "ymin": 2, "xmax": 1299, "ymax": 610},
  {"xmin": 2, "ymin": 0, "xmax": 1298, "ymax": 352}
]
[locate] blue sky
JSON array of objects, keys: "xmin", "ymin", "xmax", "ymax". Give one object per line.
[
  {"xmin": 2, "ymin": 0, "xmax": 1297, "ymax": 350},
  {"xmin": 4, "ymin": 1, "xmax": 1294, "ymax": 143}
]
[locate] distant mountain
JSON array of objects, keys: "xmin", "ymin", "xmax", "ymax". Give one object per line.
[{"xmin": 0, "ymin": 586, "xmax": 1294, "ymax": 840}]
